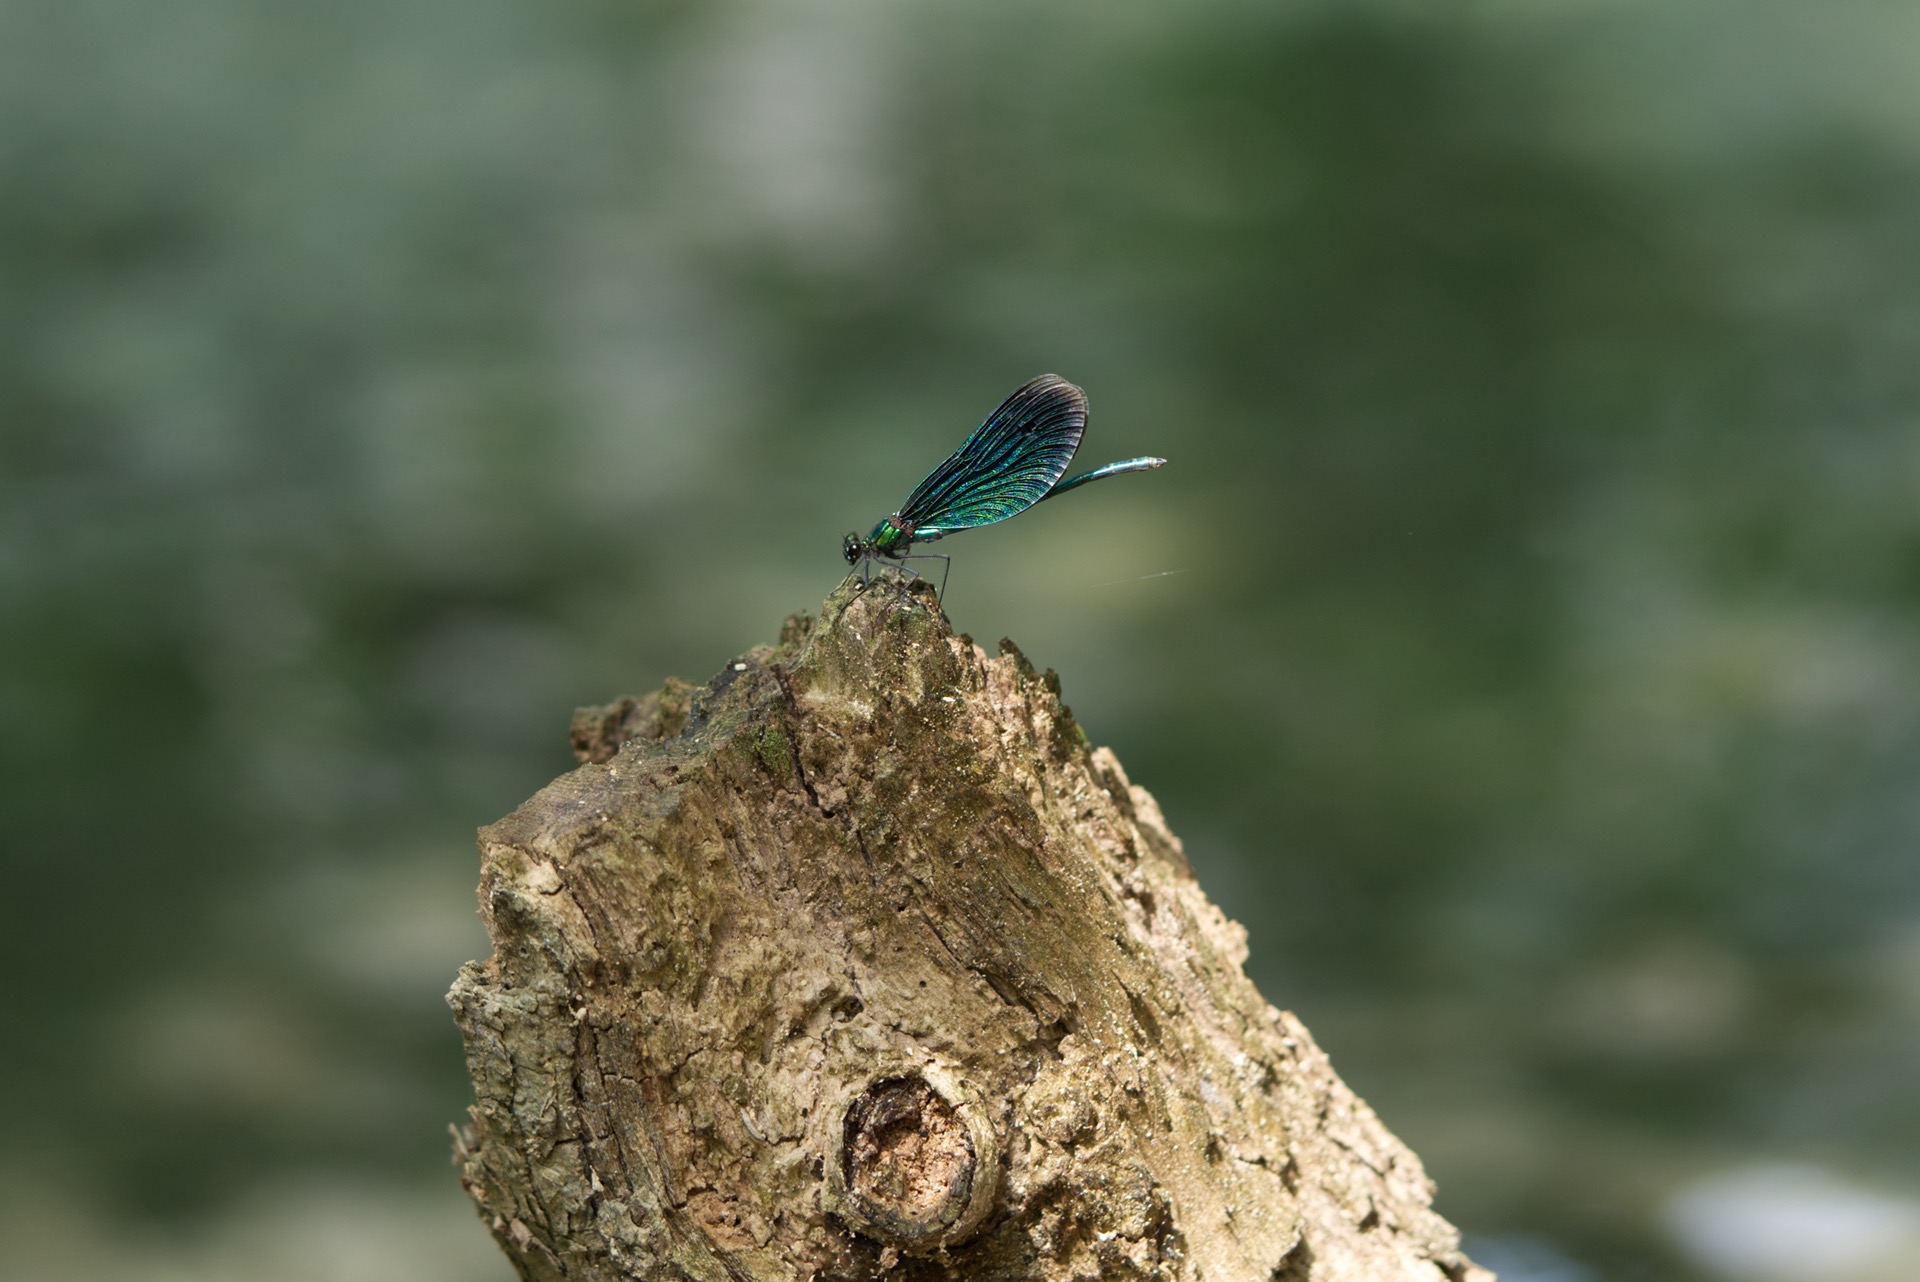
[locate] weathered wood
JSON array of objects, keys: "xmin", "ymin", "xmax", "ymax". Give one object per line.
[{"xmin": 449, "ymin": 577, "xmax": 1489, "ymax": 1281}]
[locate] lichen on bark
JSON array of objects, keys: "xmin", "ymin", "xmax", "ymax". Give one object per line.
[{"xmin": 449, "ymin": 576, "xmax": 1489, "ymax": 1281}]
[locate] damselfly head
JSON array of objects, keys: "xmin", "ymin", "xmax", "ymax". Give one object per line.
[{"xmin": 842, "ymin": 533, "xmax": 863, "ymax": 565}]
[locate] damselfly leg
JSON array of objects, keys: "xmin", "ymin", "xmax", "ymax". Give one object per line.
[{"xmin": 850, "ymin": 552, "xmax": 951, "ymax": 605}]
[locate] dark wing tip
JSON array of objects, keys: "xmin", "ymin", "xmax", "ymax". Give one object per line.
[
  {"xmin": 1002, "ymin": 373, "xmax": 1088, "ymax": 433},
  {"xmin": 1016, "ymin": 371, "xmax": 1083, "ymax": 399}
]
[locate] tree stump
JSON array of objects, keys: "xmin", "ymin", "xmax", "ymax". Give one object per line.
[{"xmin": 448, "ymin": 578, "xmax": 1490, "ymax": 1282}]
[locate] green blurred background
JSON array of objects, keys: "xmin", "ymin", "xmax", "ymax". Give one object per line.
[{"xmin": 6, "ymin": 2, "xmax": 1920, "ymax": 1279}]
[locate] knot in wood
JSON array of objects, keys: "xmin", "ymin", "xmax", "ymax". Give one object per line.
[{"xmin": 830, "ymin": 1069, "xmax": 998, "ymax": 1252}]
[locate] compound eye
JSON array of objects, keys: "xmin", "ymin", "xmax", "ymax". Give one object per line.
[{"xmin": 842, "ymin": 534, "xmax": 862, "ymax": 565}]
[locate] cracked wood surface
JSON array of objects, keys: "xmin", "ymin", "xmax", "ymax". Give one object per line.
[{"xmin": 449, "ymin": 577, "xmax": 1490, "ymax": 1282}]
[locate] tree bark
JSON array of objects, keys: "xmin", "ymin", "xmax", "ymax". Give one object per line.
[{"xmin": 448, "ymin": 578, "xmax": 1490, "ymax": 1282}]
